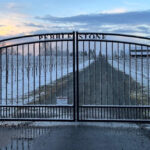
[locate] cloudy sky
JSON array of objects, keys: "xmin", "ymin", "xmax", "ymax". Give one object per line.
[{"xmin": 0, "ymin": 0, "xmax": 150, "ymax": 38}]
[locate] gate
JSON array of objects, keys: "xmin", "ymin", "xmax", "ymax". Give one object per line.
[
  {"xmin": 76, "ymin": 32, "xmax": 150, "ymax": 122},
  {"xmin": 0, "ymin": 32, "xmax": 76, "ymax": 121},
  {"xmin": 0, "ymin": 32, "xmax": 150, "ymax": 122}
]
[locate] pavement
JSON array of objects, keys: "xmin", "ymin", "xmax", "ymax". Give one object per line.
[{"xmin": 0, "ymin": 122, "xmax": 150, "ymax": 150}]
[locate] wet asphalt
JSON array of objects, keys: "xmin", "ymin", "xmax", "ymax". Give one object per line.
[
  {"xmin": 0, "ymin": 122, "xmax": 150, "ymax": 150},
  {"xmin": 0, "ymin": 56, "xmax": 149, "ymax": 150},
  {"xmin": 30, "ymin": 125, "xmax": 150, "ymax": 150}
]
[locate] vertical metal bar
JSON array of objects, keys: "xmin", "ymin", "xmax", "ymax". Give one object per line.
[
  {"xmin": 129, "ymin": 44, "xmax": 131, "ymax": 105},
  {"xmin": 141, "ymin": 46, "xmax": 143, "ymax": 105},
  {"xmin": 123, "ymin": 43, "xmax": 125, "ymax": 105},
  {"xmin": 94, "ymin": 41, "xmax": 96, "ymax": 104},
  {"xmin": 83, "ymin": 41, "xmax": 85, "ymax": 105},
  {"xmin": 106, "ymin": 42, "xmax": 108, "ymax": 104},
  {"xmin": 62, "ymin": 106, "xmax": 64, "ymax": 120},
  {"xmin": 61, "ymin": 41, "xmax": 63, "ymax": 97},
  {"xmin": 67, "ymin": 40, "xmax": 69, "ymax": 104},
  {"xmin": 147, "ymin": 46, "xmax": 149, "ymax": 105},
  {"xmin": 135, "ymin": 45, "xmax": 138, "ymax": 104},
  {"xmin": 28, "ymin": 44, "xmax": 30, "ymax": 103},
  {"xmin": 100, "ymin": 42, "xmax": 102, "ymax": 105},
  {"xmin": 111, "ymin": 42, "xmax": 114, "ymax": 104},
  {"xmin": 44, "ymin": 42, "xmax": 47, "ymax": 104},
  {"xmin": 21, "ymin": 45, "xmax": 24, "ymax": 106},
  {"xmin": 33, "ymin": 44, "xmax": 35, "ymax": 104},
  {"xmin": 0, "ymin": 48, "xmax": 2, "ymax": 117},
  {"xmin": 54, "ymin": 41, "xmax": 58, "ymax": 119},
  {"xmin": 56, "ymin": 42, "xmax": 58, "ymax": 99},
  {"xmin": 117, "ymin": 42, "xmax": 120, "ymax": 105},
  {"xmin": 17, "ymin": 46, "xmax": 19, "ymax": 105},
  {"xmin": 76, "ymin": 32, "xmax": 79, "ymax": 121},
  {"xmin": 6, "ymin": 47, "xmax": 8, "ymax": 105},
  {"xmin": 39, "ymin": 43, "xmax": 41, "ymax": 104},
  {"xmin": 73, "ymin": 32, "xmax": 76, "ymax": 120},
  {"xmin": 89, "ymin": 41, "xmax": 91, "ymax": 105},
  {"xmin": 50, "ymin": 42, "xmax": 52, "ymax": 103},
  {"xmin": 148, "ymin": 47, "xmax": 150, "ymax": 105},
  {"xmin": 11, "ymin": 47, "xmax": 14, "ymax": 105}
]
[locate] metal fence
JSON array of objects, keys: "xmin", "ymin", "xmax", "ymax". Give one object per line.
[
  {"xmin": 76, "ymin": 32, "xmax": 150, "ymax": 122},
  {"xmin": 1, "ymin": 32, "xmax": 150, "ymax": 122},
  {"xmin": 0, "ymin": 32, "xmax": 75, "ymax": 121}
]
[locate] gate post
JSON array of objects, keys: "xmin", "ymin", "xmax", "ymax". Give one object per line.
[
  {"xmin": 73, "ymin": 31, "xmax": 77, "ymax": 121},
  {"xmin": 0, "ymin": 48, "xmax": 2, "ymax": 117},
  {"xmin": 73, "ymin": 31, "xmax": 79, "ymax": 121},
  {"xmin": 76, "ymin": 31, "xmax": 79, "ymax": 121}
]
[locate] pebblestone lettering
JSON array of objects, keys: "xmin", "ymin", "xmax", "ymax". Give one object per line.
[
  {"xmin": 39, "ymin": 34, "xmax": 73, "ymax": 40},
  {"xmin": 78, "ymin": 33, "xmax": 106, "ymax": 40}
]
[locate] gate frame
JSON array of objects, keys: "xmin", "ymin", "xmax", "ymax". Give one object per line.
[
  {"xmin": 76, "ymin": 31, "xmax": 150, "ymax": 122},
  {"xmin": 0, "ymin": 32, "xmax": 76, "ymax": 121},
  {"xmin": 1, "ymin": 31, "xmax": 150, "ymax": 122}
]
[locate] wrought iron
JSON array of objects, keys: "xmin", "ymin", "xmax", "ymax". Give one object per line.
[
  {"xmin": 1, "ymin": 32, "xmax": 150, "ymax": 122},
  {"xmin": 76, "ymin": 32, "xmax": 150, "ymax": 122},
  {"xmin": 0, "ymin": 32, "xmax": 75, "ymax": 121}
]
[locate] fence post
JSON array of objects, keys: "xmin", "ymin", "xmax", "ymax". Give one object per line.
[
  {"xmin": 76, "ymin": 31, "xmax": 79, "ymax": 121},
  {"xmin": 73, "ymin": 31, "xmax": 76, "ymax": 121},
  {"xmin": 0, "ymin": 48, "xmax": 2, "ymax": 117}
]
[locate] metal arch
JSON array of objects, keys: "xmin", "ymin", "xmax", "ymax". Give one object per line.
[
  {"xmin": 1, "ymin": 32, "xmax": 150, "ymax": 43},
  {"xmin": 0, "ymin": 32, "xmax": 150, "ymax": 122},
  {"xmin": 0, "ymin": 32, "xmax": 76, "ymax": 121},
  {"xmin": 77, "ymin": 32, "xmax": 150, "ymax": 41},
  {"xmin": 76, "ymin": 31, "xmax": 150, "ymax": 122},
  {"xmin": 0, "ymin": 32, "xmax": 74, "ymax": 43}
]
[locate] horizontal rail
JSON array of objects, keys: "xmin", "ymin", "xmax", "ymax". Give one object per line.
[
  {"xmin": 131, "ymin": 50, "xmax": 150, "ymax": 52},
  {"xmin": 1, "ymin": 32, "xmax": 150, "ymax": 45},
  {"xmin": 80, "ymin": 105, "xmax": 150, "ymax": 108},
  {"xmin": 130, "ymin": 55, "xmax": 150, "ymax": 57},
  {"xmin": 77, "ymin": 39, "xmax": 150, "ymax": 47},
  {"xmin": 0, "ymin": 39, "xmax": 73, "ymax": 49},
  {"xmin": 0, "ymin": 32, "xmax": 74, "ymax": 43},
  {"xmin": 1, "ymin": 31, "xmax": 150, "ymax": 122},
  {"xmin": 0, "ymin": 105, "xmax": 74, "ymax": 107},
  {"xmin": 0, "ymin": 106, "xmax": 75, "ymax": 121},
  {"xmin": 0, "ymin": 119, "xmax": 150, "ymax": 122},
  {"xmin": 78, "ymin": 119, "xmax": 150, "ymax": 122},
  {"xmin": 78, "ymin": 32, "xmax": 150, "ymax": 40},
  {"xmin": 0, "ymin": 118, "xmax": 75, "ymax": 121},
  {"xmin": 79, "ymin": 106, "xmax": 150, "ymax": 121}
]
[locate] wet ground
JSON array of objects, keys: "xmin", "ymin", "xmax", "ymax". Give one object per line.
[
  {"xmin": 0, "ymin": 122, "xmax": 150, "ymax": 150},
  {"xmin": 0, "ymin": 51, "xmax": 149, "ymax": 150}
]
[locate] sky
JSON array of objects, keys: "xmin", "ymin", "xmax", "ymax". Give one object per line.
[{"xmin": 0, "ymin": 0, "xmax": 150, "ymax": 38}]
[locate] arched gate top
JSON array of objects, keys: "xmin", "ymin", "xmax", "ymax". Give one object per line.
[{"xmin": 0, "ymin": 32, "xmax": 150, "ymax": 49}]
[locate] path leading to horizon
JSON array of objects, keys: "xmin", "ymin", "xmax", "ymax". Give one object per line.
[{"xmin": 45, "ymin": 55, "xmax": 139, "ymax": 105}]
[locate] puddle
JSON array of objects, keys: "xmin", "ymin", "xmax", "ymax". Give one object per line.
[
  {"xmin": 0, "ymin": 127, "xmax": 50, "ymax": 150},
  {"xmin": 0, "ymin": 124, "xmax": 150, "ymax": 150}
]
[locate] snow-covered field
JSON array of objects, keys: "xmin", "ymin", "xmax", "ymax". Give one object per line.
[
  {"xmin": 108, "ymin": 57, "xmax": 150, "ymax": 91},
  {"xmin": 1, "ymin": 52, "xmax": 150, "ymax": 106},
  {"xmin": 1, "ymin": 54, "xmax": 92, "ymax": 105}
]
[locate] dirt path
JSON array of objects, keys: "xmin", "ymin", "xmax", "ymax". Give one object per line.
[
  {"xmin": 42, "ymin": 55, "xmax": 140, "ymax": 105},
  {"xmin": 14, "ymin": 55, "xmax": 142, "ymax": 120}
]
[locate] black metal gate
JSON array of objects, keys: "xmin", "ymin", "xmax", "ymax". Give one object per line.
[
  {"xmin": 76, "ymin": 32, "xmax": 150, "ymax": 122},
  {"xmin": 1, "ymin": 32, "xmax": 150, "ymax": 122},
  {"xmin": 0, "ymin": 32, "xmax": 76, "ymax": 121}
]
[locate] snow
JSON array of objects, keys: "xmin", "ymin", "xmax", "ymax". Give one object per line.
[
  {"xmin": 2, "ymin": 52, "xmax": 150, "ymax": 106},
  {"xmin": 108, "ymin": 57, "xmax": 150, "ymax": 91},
  {"xmin": 1, "ymin": 54, "xmax": 93, "ymax": 105}
]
